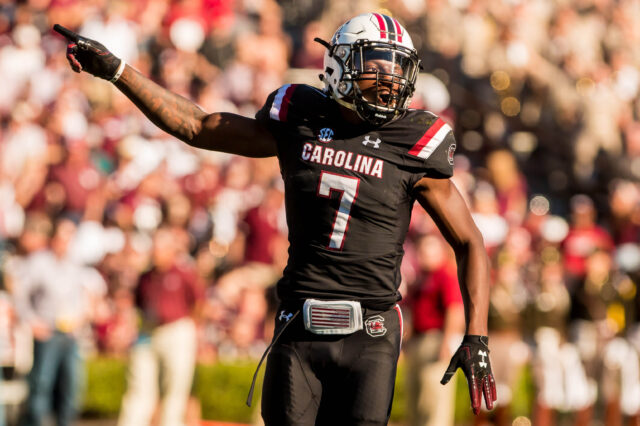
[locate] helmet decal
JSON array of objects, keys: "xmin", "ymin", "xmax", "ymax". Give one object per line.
[
  {"xmin": 372, "ymin": 13, "xmax": 388, "ymax": 40},
  {"xmin": 391, "ymin": 17, "xmax": 403, "ymax": 42},
  {"xmin": 371, "ymin": 13, "xmax": 403, "ymax": 42}
]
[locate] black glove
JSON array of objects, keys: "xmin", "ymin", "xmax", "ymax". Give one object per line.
[
  {"xmin": 441, "ymin": 335, "xmax": 497, "ymax": 414},
  {"xmin": 53, "ymin": 24, "xmax": 122, "ymax": 81}
]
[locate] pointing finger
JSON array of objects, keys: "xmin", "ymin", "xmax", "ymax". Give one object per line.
[{"xmin": 53, "ymin": 24, "xmax": 79, "ymax": 42}]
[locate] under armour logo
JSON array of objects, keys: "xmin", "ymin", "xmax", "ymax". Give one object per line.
[
  {"xmin": 362, "ymin": 136, "xmax": 381, "ymax": 148},
  {"xmin": 279, "ymin": 310, "xmax": 293, "ymax": 322},
  {"xmin": 318, "ymin": 128, "xmax": 334, "ymax": 143},
  {"xmin": 478, "ymin": 350, "xmax": 488, "ymax": 368}
]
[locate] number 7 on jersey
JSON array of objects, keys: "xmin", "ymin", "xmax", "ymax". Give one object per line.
[{"xmin": 317, "ymin": 171, "xmax": 360, "ymax": 250}]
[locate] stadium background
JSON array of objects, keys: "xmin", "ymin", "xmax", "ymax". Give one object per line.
[{"xmin": 0, "ymin": 0, "xmax": 639, "ymax": 425}]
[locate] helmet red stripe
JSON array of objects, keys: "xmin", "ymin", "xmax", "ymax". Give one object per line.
[
  {"xmin": 382, "ymin": 15, "xmax": 396, "ymax": 41},
  {"xmin": 372, "ymin": 13, "xmax": 387, "ymax": 38},
  {"xmin": 392, "ymin": 18, "xmax": 403, "ymax": 42}
]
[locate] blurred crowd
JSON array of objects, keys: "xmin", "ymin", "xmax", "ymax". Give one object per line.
[{"xmin": 0, "ymin": 0, "xmax": 639, "ymax": 424}]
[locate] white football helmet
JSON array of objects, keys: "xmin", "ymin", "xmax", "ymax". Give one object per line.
[{"xmin": 319, "ymin": 13, "xmax": 421, "ymax": 124}]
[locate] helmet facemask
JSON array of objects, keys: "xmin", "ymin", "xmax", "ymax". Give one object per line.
[
  {"xmin": 319, "ymin": 13, "xmax": 422, "ymax": 125},
  {"xmin": 331, "ymin": 40, "xmax": 420, "ymax": 125}
]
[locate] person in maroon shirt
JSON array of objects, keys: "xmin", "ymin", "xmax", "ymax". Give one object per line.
[
  {"xmin": 561, "ymin": 194, "xmax": 613, "ymax": 288},
  {"xmin": 134, "ymin": 225, "xmax": 200, "ymax": 327},
  {"xmin": 405, "ymin": 233, "xmax": 465, "ymax": 426},
  {"xmin": 50, "ymin": 139, "xmax": 104, "ymax": 218},
  {"xmin": 118, "ymin": 226, "xmax": 204, "ymax": 426},
  {"xmin": 241, "ymin": 179, "xmax": 285, "ymax": 266}
]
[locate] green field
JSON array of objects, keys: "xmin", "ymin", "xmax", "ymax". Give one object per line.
[{"xmin": 81, "ymin": 357, "xmax": 534, "ymax": 424}]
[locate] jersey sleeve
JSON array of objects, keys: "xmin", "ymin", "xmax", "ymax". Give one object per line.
[
  {"xmin": 406, "ymin": 115, "xmax": 456, "ymax": 179},
  {"xmin": 255, "ymin": 84, "xmax": 300, "ymax": 138}
]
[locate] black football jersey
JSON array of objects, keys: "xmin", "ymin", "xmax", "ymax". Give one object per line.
[{"xmin": 255, "ymin": 84, "xmax": 456, "ymax": 309}]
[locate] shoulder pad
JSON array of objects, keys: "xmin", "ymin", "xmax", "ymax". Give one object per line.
[
  {"xmin": 391, "ymin": 110, "xmax": 456, "ymax": 178},
  {"xmin": 263, "ymin": 84, "xmax": 328, "ymax": 123},
  {"xmin": 406, "ymin": 111, "xmax": 453, "ymax": 161},
  {"xmin": 268, "ymin": 84, "xmax": 298, "ymax": 122}
]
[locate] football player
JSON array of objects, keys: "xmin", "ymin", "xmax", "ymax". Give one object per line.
[{"xmin": 56, "ymin": 12, "xmax": 496, "ymax": 425}]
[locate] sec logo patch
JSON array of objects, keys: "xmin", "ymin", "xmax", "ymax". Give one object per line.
[{"xmin": 318, "ymin": 128, "xmax": 334, "ymax": 143}]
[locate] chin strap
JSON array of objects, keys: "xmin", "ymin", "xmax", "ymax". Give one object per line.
[{"xmin": 313, "ymin": 37, "xmax": 331, "ymax": 50}]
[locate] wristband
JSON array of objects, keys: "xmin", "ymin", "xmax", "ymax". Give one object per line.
[
  {"xmin": 109, "ymin": 60, "xmax": 126, "ymax": 83},
  {"xmin": 464, "ymin": 334, "xmax": 489, "ymax": 347}
]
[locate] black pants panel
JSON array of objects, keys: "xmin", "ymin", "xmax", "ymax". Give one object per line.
[{"xmin": 262, "ymin": 306, "xmax": 402, "ymax": 426}]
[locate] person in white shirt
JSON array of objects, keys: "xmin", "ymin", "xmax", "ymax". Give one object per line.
[{"xmin": 9, "ymin": 217, "xmax": 105, "ymax": 426}]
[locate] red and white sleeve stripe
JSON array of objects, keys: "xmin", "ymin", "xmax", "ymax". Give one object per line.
[
  {"xmin": 408, "ymin": 118, "xmax": 452, "ymax": 160},
  {"xmin": 269, "ymin": 84, "xmax": 297, "ymax": 122}
]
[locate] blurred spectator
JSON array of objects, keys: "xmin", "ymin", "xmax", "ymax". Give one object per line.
[
  {"xmin": 470, "ymin": 181, "xmax": 509, "ymax": 255},
  {"xmin": 608, "ymin": 179, "xmax": 640, "ymax": 245},
  {"xmin": 291, "ymin": 20, "xmax": 324, "ymax": 69},
  {"xmin": 487, "ymin": 253, "xmax": 530, "ymax": 426},
  {"xmin": 486, "ymin": 150, "xmax": 528, "ymax": 226},
  {"xmin": 117, "ymin": 226, "xmax": 204, "ymax": 426},
  {"xmin": 8, "ymin": 216, "xmax": 106, "ymax": 426},
  {"xmin": 200, "ymin": 264, "xmax": 274, "ymax": 362},
  {"xmin": 240, "ymin": 178, "xmax": 286, "ymax": 267},
  {"xmin": 570, "ymin": 247, "xmax": 640, "ymax": 426},
  {"xmin": 277, "ymin": 0, "xmax": 325, "ymax": 56},
  {"xmin": 92, "ymin": 231, "xmax": 143, "ymax": 357},
  {"xmin": 94, "ymin": 286, "xmax": 138, "ymax": 357},
  {"xmin": 0, "ymin": 288, "xmax": 13, "ymax": 426},
  {"xmin": 404, "ymin": 233, "xmax": 464, "ymax": 426},
  {"xmin": 528, "ymin": 251, "xmax": 594, "ymax": 426},
  {"xmin": 602, "ymin": 337, "xmax": 640, "ymax": 425},
  {"xmin": 561, "ymin": 194, "xmax": 614, "ymax": 289},
  {"xmin": 48, "ymin": 139, "xmax": 104, "ymax": 220},
  {"xmin": 566, "ymin": 248, "xmax": 626, "ymax": 426},
  {"xmin": 79, "ymin": 1, "xmax": 140, "ymax": 64},
  {"xmin": 531, "ymin": 327, "xmax": 596, "ymax": 426}
]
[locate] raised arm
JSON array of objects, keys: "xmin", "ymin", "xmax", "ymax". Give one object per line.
[
  {"xmin": 412, "ymin": 176, "xmax": 496, "ymax": 414},
  {"xmin": 114, "ymin": 66, "xmax": 277, "ymax": 157},
  {"xmin": 54, "ymin": 24, "xmax": 277, "ymax": 158}
]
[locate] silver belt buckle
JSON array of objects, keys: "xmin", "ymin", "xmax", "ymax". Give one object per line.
[{"xmin": 302, "ymin": 299, "xmax": 363, "ymax": 335}]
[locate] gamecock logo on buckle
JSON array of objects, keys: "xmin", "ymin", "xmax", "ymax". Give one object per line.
[{"xmin": 365, "ymin": 315, "xmax": 387, "ymax": 337}]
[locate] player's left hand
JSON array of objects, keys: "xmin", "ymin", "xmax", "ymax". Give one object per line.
[
  {"xmin": 441, "ymin": 334, "xmax": 497, "ymax": 414},
  {"xmin": 53, "ymin": 24, "xmax": 122, "ymax": 80}
]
